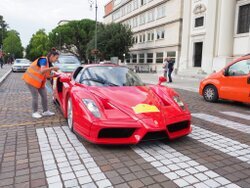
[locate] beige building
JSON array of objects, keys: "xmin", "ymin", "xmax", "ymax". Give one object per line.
[
  {"xmin": 104, "ymin": 0, "xmax": 250, "ymax": 75},
  {"xmin": 104, "ymin": 0, "xmax": 183, "ymax": 73},
  {"xmin": 179, "ymin": 0, "xmax": 250, "ymax": 75}
]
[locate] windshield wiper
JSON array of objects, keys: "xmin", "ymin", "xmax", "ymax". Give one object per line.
[{"xmin": 81, "ymin": 78, "xmax": 119, "ymax": 86}]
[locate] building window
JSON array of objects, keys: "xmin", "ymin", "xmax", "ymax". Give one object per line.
[
  {"xmin": 156, "ymin": 52, "xmax": 164, "ymax": 64},
  {"xmin": 133, "ymin": 0, "xmax": 139, "ymax": 10},
  {"xmin": 148, "ymin": 9, "xmax": 155, "ymax": 23},
  {"xmin": 113, "ymin": 10, "xmax": 121, "ymax": 21},
  {"xmin": 133, "ymin": 36, "xmax": 138, "ymax": 44},
  {"xmin": 167, "ymin": 51, "xmax": 176, "ymax": 61},
  {"xmin": 195, "ymin": 17, "xmax": 204, "ymax": 27},
  {"xmin": 157, "ymin": 5, "xmax": 166, "ymax": 19},
  {"xmin": 121, "ymin": 6, "xmax": 126, "ymax": 17},
  {"xmin": 147, "ymin": 53, "xmax": 153, "ymax": 64},
  {"xmin": 141, "ymin": 0, "xmax": 146, "ymax": 6},
  {"xmin": 139, "ymin": 54, "xmax": 145, "ymax": 63},
  {"xmin": 132, "ymin": 54, "xmax": 137, "ymax": 63},
  {"xmin": 156, "ymin": 28, "xmax": 165, "ymax": 40},
  {"xmin": 133, "ymin": 17, "xmax": 138, "ymax": 28},
  {"xmin": 147, "ymin": 31, "xmax": 154, "ymax": 41},
  {"xmin": 139, "ymin": 14, "xmax": 146, "ymax": 25},
  {"xmin": 237, "ymin": 4, "xmax": 250, "ymax": 34},
  {"xmin": 127, "ymin": 3, "xmax": 132, "ymax": 13}
]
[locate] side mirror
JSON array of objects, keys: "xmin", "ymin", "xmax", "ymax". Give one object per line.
[
  {"xmin": 60, "ymin": 75, "xmax": 71, "ymax": 83},
  {"xmin": 223, "ymin": 68, "xmax": 229, "ymax": 76},
  {"xmin": 158, "ymin": 76, "xmax": 167, "ymax": 85}
]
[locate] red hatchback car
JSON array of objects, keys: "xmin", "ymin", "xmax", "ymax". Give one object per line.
[
  {"xmin": 199, "ymin": 54, "xmax": 250, "ymax": 103},
  {"xmin": 53, "ymin": 64, "xmax": 192, "ymax": 144}
]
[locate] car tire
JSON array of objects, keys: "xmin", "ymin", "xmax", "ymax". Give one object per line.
[
  {"xmin": 203, "ymin": 85, "xmax": 219, "ymax": 102},
  {"xmin": 12, "ymin": 69, "xmax": 15, "ymax": 73},
  {"xmin": 67, "ymin": 98, "xmax": 74, "ymax": 131}
]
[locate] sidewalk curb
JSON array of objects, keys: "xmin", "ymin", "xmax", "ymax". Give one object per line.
[{"xmin": 0, "ymin": 69, "xmax": 12, "ymax": 86}]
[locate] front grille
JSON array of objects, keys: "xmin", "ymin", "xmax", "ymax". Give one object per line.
[
  {"xmin": 98, "ymin": 128, "xmax": 135, "ymax": 138},
  {"xmin": 141, "ymin": 131, "xmax": 168, "ymax": 141},
  {"xmin": 167, "ymin": 121, "xmax": 190, "ymax": 133}
]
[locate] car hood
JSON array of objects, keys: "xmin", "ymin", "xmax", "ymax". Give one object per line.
[{"xmin": 88, "ymin": 86, "xmax": 182, "ymax": 123}]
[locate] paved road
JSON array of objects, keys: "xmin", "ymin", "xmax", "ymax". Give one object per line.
[
  {"xmin": 0, "ymin": 72, "xmax": 250, "ymax": 188},
  {"xmin": 0, "ymin": 65, "xmax": 12, "ymax": 85}
]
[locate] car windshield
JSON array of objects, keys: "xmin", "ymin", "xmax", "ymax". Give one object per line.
[
  {"xmin": 57, "ymin": 56, "xmax": 81, "ymax": 65},
  {"xmin": 15, "ymin": 59, "xmax": 30, "ymax": 64},
  {"xmin": 80, "ymin": 66, "xmax": 145, "ymax": 87}
]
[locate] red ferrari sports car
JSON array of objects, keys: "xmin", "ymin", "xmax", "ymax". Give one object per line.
[{"xmin": 53, "ymin": 64, "xmax": 191, "ymax": 144}]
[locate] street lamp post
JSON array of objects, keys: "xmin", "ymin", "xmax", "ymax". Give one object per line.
[
  {"xmin": 89, "ymin": 0, "xmax": 98, "ymax": 63},
  {"xmin": 56, "ymin": 32, "xmax": 61, "ymax": 50}
]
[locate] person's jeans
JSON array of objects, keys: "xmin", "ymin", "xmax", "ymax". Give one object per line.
[
  {"xmin": 26, "ymin": 84, "xmax": 48, "ymax": 113},
  {"xmin": 168, "ymin": 68, "xmax": 173, "ymax": 83},
  {"xmin": 164, "ymin": 70, "xmax": 168, "ymax": 79}
]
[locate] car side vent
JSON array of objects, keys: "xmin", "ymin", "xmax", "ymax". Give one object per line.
[
  {"xmin": 167, "ymin": 121, "xmax": 190, "ymax": 133},
  {"xmin": 98, "ymin": 128, "xmax": 135, "ymax": 138}
]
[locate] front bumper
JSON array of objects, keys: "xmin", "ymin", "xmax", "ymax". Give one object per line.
[
  {"xmin": 79, "ymin": 113, "xmax": 191, "ymax": 145},
  {"xmin": 12, "ymin": 66, "xmax": 28, "ymax": 72}
]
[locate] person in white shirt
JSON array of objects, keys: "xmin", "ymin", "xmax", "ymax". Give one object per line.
[{"xmin": 162, "ymin": 58, "xmax": 169, "ymax": 78}]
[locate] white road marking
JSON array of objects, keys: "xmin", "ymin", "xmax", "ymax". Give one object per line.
[
  {"xmin": 220, "ymin": 111, "xmax": 250, "ymax": 121},
  {"xmin": 132, "ymin": 143, "xmax": 239, "ymax": 188},
  {"xmin": 192, "ymin": 113, "xmax": 250, "ymax": 133},
  {"xmin": 36, "ymin": 127, "xmax": 112, "ymax": 188},
  {"xmin": 191, "ymin": 125, "xmax": 250, "ymax": 163}
]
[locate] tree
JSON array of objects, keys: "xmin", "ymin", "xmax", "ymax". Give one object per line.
[
  {"xmin": 0, "ymin": 15, "xmax": 8, "ymax": 49},
  {"xmin": 26, "ymin": 29, "xmax": 49, "ymax": 61},
  {"xmin": 48, "ymin": 19, "xmax": 96, "ymax": 61},
  {"xmin": 87, "ymin": 23, "xmax": 133, "ymax": 61},
  {"xmin": 3, "ymin": 30, "xmax": 23, "ymax": 58}
]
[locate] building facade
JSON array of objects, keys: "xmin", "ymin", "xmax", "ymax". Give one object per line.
[
  {"xmin": 104, "ymin": 0, "xmax": 250, "ymax": 75},
  {"xmin": 104, "ymin": 0, "xmax": 183, "ymax": 73},
  {"xmin": 179, "ymin": 0, "xmax": 250, "ymax": 75}
]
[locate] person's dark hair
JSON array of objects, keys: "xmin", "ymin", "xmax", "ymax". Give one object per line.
[
  {"xmin": 47, "ymin": 48, "xmax": 59, "ymax": 67},
  {"xmin": 47, "ymin": 48, "xmax": 59, "ymax": 59}
]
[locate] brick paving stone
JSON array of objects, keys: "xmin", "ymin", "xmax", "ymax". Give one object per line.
[
  {"xmin": 140, "ymin": 176, "xmax": 155, "ymax": 186},
  {"xmin": 128, "ymin": 179, "xmax": 144, "ymax": 188},
  {"xmin": 14, "ymin": 182, "xmax": 30, "ymax": 188},
  {"xmin": 31, "ymin": 179, "xmax": 46, "ymax": 187},
  {"xmin": 115, "ymin": 183, "xmax": 130, "ymax": 188},
  {"xmin": 0, "ymin": 178, "xmax": 14, "ymax": 186},
  {"xmin": 109, "ymin": 176, "xmax": 125, "ymax": 185},
  {"xmin": 122, "ymin": 173, "xmax": 137, "ymax": 182},
  {"xmin": 15, "ymin": 175, "xmax": 30, "ymax": 184}
]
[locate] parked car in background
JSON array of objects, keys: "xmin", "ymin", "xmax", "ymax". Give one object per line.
[
  {"xmin": 12, "ymin": 58, "xmax": 31, "ymax": 72},
  {"xmin": 51, "ymin": 54, "xmax": 81, "ymax": 85},
  {"xmin": 53, "ymin": 64, "xmax": 192, "ymax": 144},
  {"xmin": 54, "ymin": 54, "xmax": 81, "ymax": 73},
  {"xmin": 199, "ymin": 54, "xmax": 250, "ymax": 103}
]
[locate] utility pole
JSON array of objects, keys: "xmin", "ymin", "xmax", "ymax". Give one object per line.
[
  {"xmin": 95, "ymin": 0, "xmax": 98, "ymax": 64},
  {"xmin": 89, "ymin": 0, "xmax": 98, "ymax": 63}
]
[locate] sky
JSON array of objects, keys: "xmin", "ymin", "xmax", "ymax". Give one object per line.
[{"xmin": 0, "ymin": 0, "xmax": 111, "ymax": 47}]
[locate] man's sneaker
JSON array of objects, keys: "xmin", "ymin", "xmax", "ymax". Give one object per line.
[
  {"xmin": 42, "ymin": 111, "xmax": 55, "ymax": 116},
  {"xmin": 32, "ymin": 112, "xmax": 42, "ymax": 119}
]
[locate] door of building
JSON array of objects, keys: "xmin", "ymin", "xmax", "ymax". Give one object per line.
[{"xmin": 194, "ymin": 42, "xmax": 203, "ymax": 67}]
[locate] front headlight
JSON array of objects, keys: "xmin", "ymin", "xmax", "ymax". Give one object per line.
[
  {"xmin": 173, "ymin": 96, "xmax": 185, "ymax": 110},
  {"xmin": 82, "ymin": 99, "xmax": 101, "ymax": 118}
]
